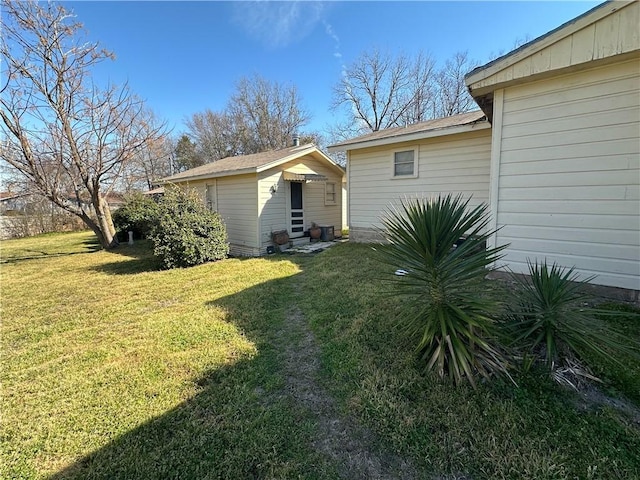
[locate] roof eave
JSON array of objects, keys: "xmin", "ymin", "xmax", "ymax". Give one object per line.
[
  {"xmin": 256, "ymin": 146, "xmax": 345, "ymax": 177},
  {"xmin": 255, "ymin": 145, "xmax": 317, "ymax": 173},
  {"xmin": 327, "ymin": 121, "xmax": 491, "ymax": 152},
  {"xmin": 465, "ymin": 0, "xmax": 620, "ymax": 89},
  {"xmin": 161, "ymin": 167, "xmax": 258, "ymax": 184}
]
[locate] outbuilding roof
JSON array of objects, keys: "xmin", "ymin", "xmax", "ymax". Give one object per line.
[
  {"xmin": 162, "ymin": 144, "xmax": 343, "ymax": 183},
  {"xmin": 327, "ymin": 110, "xmax": 488, "ymax": 152}
]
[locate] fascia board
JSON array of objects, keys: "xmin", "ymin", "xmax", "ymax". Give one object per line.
[
  {"xmin": 327, "ymin": 122, "xmax": 491, "ymax": 153},
  {"xmin": 465, "ymin": 1, "xmax": 625, "ymax": 87}
]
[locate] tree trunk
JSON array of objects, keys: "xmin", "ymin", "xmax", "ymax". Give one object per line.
[{"xmin": 93, "ymin": 195, "xmax": 119, "ymax": 249}]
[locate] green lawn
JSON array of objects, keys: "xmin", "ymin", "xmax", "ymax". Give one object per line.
[{"xmin": 1, "ymin": 231, "xmax": 639, "ymax": 479}]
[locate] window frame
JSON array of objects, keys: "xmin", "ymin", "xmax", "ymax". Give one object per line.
[
  {"xmin": 324, "ymin": 181, "xmax": 337, "ymax": 206},
  {"xmin": 391, "ymin": 147, "xmax": 419, "ymax": 179}
]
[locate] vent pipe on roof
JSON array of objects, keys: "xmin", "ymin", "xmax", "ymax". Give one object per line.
[{"xmin": 292, "ymin": 133, "xmax": 300, "ymax": 147}]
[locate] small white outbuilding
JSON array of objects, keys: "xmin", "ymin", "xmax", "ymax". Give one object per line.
[{"xmin": 162, "ymin": 144, "xmax": 345, "ymax": 257}]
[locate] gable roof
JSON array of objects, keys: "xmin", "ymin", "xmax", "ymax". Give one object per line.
[
  {"xmin": 327, "ymin": 110, "xmax": 489, "ymax": 152},
  {"xmin": 465, "ymin": 0, "xmax": 637, "ymax": 95},
  {"xmin": 162, "ymin": 144, "xmax": 344, "ymax": 183}
]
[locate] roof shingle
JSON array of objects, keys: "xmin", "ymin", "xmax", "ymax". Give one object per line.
[
  {"xmin": 328, "ymin": 111, "xmax": 486, "ymax": 150},
  {"xmin": 162, "ymin": 144, "xmax": 317, "ymax": 182}
]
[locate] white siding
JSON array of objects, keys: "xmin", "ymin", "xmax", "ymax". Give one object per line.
[
  {"xmin": 257, "ymin": 169, "xmax": 288, "ymax": 250},
  {"xmin": 217, "ymin": 174, "xmax": 259, "ymax": 255},
  {"xmin": 348, "ymin": 129, "xmax": 492, "ymax": 230},
  {"xmin": 257, "ymin": 156, "xmax": 344, "ymax": 251},
  {"xmin": 176, "ymin": 175, "xmax": 260, "ymax": 256},
  {"xmin": 494, "ymin": 58, "xmax": 640, "ymax": 290}
]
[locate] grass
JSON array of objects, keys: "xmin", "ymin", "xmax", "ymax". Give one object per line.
[
  {"xmin": 1, "ymin": 232, "xmax": 333, "ymax": 479},
  {"xmin": 587, "ymin": 302, "xmax": 640, "ymax": 404},
  {"xmin": 1, "ymin": 232, "xmax": 639, "ymax": 479},
  {"xmin": 298, "ymin": 244, "xmax": 640, "ymax": 479}
]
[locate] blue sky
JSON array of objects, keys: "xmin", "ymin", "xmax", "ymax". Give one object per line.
[{"xmin": 62, "ymin": 1, "xmax": 602, "ymax": 138}]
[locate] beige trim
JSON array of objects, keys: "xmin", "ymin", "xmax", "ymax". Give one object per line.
[
  {"xmin": 346, "ymin": 150, "xmax": 351, "ymax": 229},
  {"xmin": 327, "ymin": 122, "xmax": 491, "ymax": 152},
  {"xmin": 390, "ymin": 146, "xmax": 419, "ymax": 179},
  {"xmin": 162, "ymin": 167, "xmax": 256, "ymax": 184},
  {"xmin": 488, "ymin": 89, "xmax": 504, "ymax": 255},
  {"xmin": 324, "ymin": 182, "xmax": 337, "ymax": 206},
  {"xmin": 257, "ymin": 148, "xmax": 345, "ymax": 177},
  {"xmin": 465, "ymin": 1, "xmax": 631, "ymax": 86}
]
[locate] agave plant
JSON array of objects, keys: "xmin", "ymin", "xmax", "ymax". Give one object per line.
[
  {"xmin": 505, "ymin": 260, "xmax": 639, "ymax": 380},
  {"xmin": 379, "ymin": 194, "xmax": 510, "ymax": 387}
]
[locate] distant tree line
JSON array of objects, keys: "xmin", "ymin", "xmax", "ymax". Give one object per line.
[{"xmin": 180, "ymin": 49, "xmax": 479, "ymax": 168}]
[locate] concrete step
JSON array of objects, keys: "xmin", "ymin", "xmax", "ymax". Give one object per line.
[{"xmin": 290, "ymin": 236, "xmax": 312, "ymax": 247}]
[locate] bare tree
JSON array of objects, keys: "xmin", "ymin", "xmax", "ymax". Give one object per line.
[
  {"xmin": 229, "ymin": 75, "xmax": 311, "ymax": 153},
  {"xmin": 433, "ymin": 51, "xmax": 479, "ymax": 118},
  {"xmin": 331, "ymin": 49, "xmax": 482, "ymax": 136},
  {"xmin": 119, "ymin": 110, "xmax": 174, "ymax": 191},
  {"xmin": 331, "ymin": 49, "xmax": 436, "ymax": 133},
  {"xmin": 185, "ymin": 110, "xmax": 239, "ymax": 161},
  {"xmin": 0, "ymin": 0, "xmax": 166, "ymax": 248},
  {"xmin": 184, "ymin": 74, "xmax": 311, "ymax": 163}
]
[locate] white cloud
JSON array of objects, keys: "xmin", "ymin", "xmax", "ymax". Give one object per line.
[
  {"xmin": 323, "ymin": 20, "xmax": 346, "ymax": 78},
  {"xmin": 233, "ymin": 1, "xmax": 326, "ymax": 48}
]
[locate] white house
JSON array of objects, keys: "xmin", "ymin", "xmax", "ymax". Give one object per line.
[
  {"xmin": 329, "ymin": 0, "xmax": 639, "ymax": 292},
  {"xmin": 162, "ymin": 143, "xmax": 345, "ymax": 257}
]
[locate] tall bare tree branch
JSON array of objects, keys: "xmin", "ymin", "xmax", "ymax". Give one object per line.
[
  {"xmin": 184, "ymin": 74, "xmax": 311, "ymax": 163},
  {"xmin": 0, "ymin": 0, "xmax": 167, "ymax": 248},
  {"xmin": 331, "ymin": 49, "xmax": 478, "ymax": 135},
  {"xmin": 331, "ymin": 49, "xmax": 436, "ymax": 133}
]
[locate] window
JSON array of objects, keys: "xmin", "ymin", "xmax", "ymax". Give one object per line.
[
  {"xmin": 206, "ymin": 183, "xmax": 217, "ymax": 211},
  {"xmin": 325, "ymin": 182, "xmax": 336, "ymax": 205},
  {"xmin": 393, "ymin": 149, "xmax": 417, "ymax": 178}
]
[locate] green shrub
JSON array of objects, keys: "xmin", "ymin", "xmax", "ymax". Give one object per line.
[
  {"xmin": 112, "ymin": 193, "xmax": 160, "ymax": 240},
  {"xmin": 504, "ymin": 260, "xmax": 639, "ymax": 384},
  {"xmin": 149, "ymin": 188, "xmax": 228, "ymax": 269},
  {"xmin": 379, "ymin": 194, "xmax": 510, "ymax": 387}
]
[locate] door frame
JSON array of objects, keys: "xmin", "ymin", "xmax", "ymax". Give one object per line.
[{"xmin": 285, "ymin": 180, "xmax": 305, "ymax": 238}]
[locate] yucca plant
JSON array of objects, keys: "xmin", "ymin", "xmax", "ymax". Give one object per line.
[
  {"xmin": 379, "ymin": 194, "xmax": 510, "ymax": 387},
  {"xmin": 504, "ymin": 260, "xmax": 639, "ymax": 386}
]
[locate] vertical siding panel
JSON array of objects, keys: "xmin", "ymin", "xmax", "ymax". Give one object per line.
[
  {"xmin": 617, "ymin": 1, "xmax": 640, "ymax": 53},
  {"xmin": 549, "ymin": 36, "xmax": 573, "ymax": 70},
  {"xmin": 593, "ymin": 11, "xmax": 619, "ymax": 59},
  {"xmin": 468, "ymin": 2, "xmax": 638, "ymax": 92},
  {"xmin": 531, "ymin": 49, "xmax": 551, "ymax": 75},
  {"xmin": 570, "ymin": 23, "xmax": 596, "ymax": 64}
]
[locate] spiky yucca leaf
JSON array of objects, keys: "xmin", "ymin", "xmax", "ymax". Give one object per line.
[
  {"xmin": 506, "ymin": 260, "xmax": 639, "ymax": 373},
  {"xmin": 379, "ymin": 194, "xmax": 510, "ymax": 387}
]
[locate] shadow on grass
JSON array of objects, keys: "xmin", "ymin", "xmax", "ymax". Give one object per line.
[
  {"xmin": 1, "ymin": 236, "xmax": 102, "ymax": 264},
  {"xmin": 91, "ymin": 244, "xmax": 314, "ymax": 276},
  {"xmin": 89, "ymin": 240, "xmax": 162, "ymax": 275},
  {"xmin": 47, "ymin": 259, "xmax": 336, "ymax": 480}
]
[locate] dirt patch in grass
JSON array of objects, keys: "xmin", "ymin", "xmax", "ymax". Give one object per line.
[
  {"xmin": 573, "ymin": 383, "xmax": 640, "ymax": 427},
  {"xmin": 277, "ymin": 303, "xmax": 417, "ymax": 479}
]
